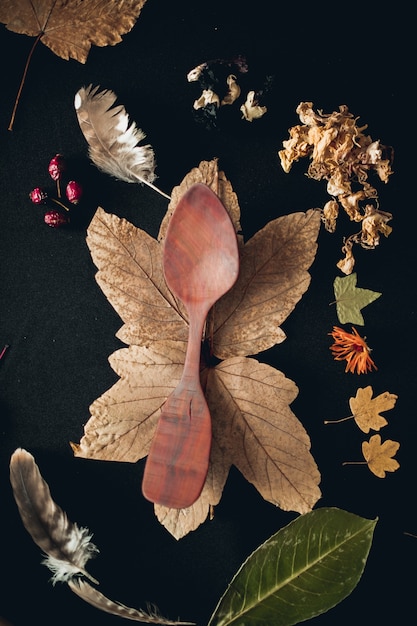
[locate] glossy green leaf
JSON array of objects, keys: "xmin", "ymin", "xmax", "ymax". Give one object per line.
[
  {"xmin": 208, "ymin": 507, "xmax": 376, "ymax": 626},
  {"xmin": 333, "ymin": 273, "xmax": 381, "ymax": 325}
]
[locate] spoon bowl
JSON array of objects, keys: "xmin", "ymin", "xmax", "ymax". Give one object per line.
[{"xmin": 142, "ymin": 183, "xmax": 239, "ymax": 508}]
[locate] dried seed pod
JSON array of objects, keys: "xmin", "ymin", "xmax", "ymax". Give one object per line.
[
  {"xmin": 44, "ymin": 209, "xmax": 69, "ymax": 228},
  {"xmin": 29, "ymin": 187, "xmax": 47, "ymax": 204},
  {"xmin": 48, "ymin": 154, "xmax": 65, "ymax": 181},
  {"xmin": 66, "ymin": 180, "xmax": 83, "ymax": 204}
]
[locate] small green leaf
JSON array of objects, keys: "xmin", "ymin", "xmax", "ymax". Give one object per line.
[
  {"xmin": 208, "ymin": 507, "xmax": 377, "ymax": 626},
  {"xmin": 333, "ymin": 273, "xmax": 381, "ymax": 325}
]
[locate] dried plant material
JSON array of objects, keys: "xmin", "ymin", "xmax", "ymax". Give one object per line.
[
  {"xmin": 0, "ymin": 0, "xmax": 146, "ymax": 130},
  {"xmin": 221, "ymin": 74, "xmax": 241, "ymax": 106},
  {"xmin": 324, "ymin": 386, "xmax": 398, "ymax": 433},
  {"xmin": 187, "ymin": 56, "xmax": 248, "ymax": 130},
  {"xmin": 10, "ymin": 449, "xmax": 194, "ymax": 624},
  {"xmin": 349, "ymin": 387, "xmax": 397, "ymax": 433},
  {"xmin": 344, "ymin": 435, "xmax": 400, "ymax": 478},
  {"xmin": 279, "ymin": 102, "xmax": 394, "ymax": 273},
  {"xmin": 209, "ymin": 209, "xmax": 321, "ymax": 359},
  {"xmin": 74, "ymin": 85, "xmax": 170, "ymax": 199},
  {"xmin": 329, "ymin": 326, "xmax": 377, "ymax": 374},
  {"xmin": 186, "ymin": 57, "xmax": 272, "ymax": 129},
  {"xmin": 240, "ymin": 90, "xmax": 267, "ymax": 122},
  {"xmin": 193, "ymin": 89, "xmax": 220, "ymax": 110},
  {"xmin": 10, "ymin": 448, "xmax": 99, "ymax": 585},
  {"xmin": 322, "ymin": 200, "xmax": 339, "ymax": 233},
  {"xmin": 332, "ymin": 273, "xmax": 382, "ymax": 325},
  {"xmin": 187, "ymin": 56, "xmax": 249, "ymax": 84},
  {"xmin": 72, "ymin": 160, "xmax": 322, "ymax": 538}
]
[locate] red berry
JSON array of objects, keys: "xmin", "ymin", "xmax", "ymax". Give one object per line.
[
  {"xmin": 48, "ymin": 154, "xmax": 65, "ymax": 181},
  {"xmin": 65, "ymin": 180, "xmax": 83, "ymax": 204},
  {"xmin": 44, "ymin": 209, "xmax": 69, "ymax": 228},
  {"xmin": 29, "ymin": 187, "xmax": 47, "ymax": 204}
]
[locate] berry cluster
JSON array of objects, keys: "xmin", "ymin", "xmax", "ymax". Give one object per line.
[{"xmin": 29, "ymin": 154, "xmax": 83, "ymax": 227}]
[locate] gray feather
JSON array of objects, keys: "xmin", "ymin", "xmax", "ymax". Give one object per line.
[{"xmin": 9, "ymin": 448, "xmax": 98, "ymax": 584}]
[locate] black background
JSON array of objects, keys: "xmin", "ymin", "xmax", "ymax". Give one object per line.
[{"xmin": 0, "ymin": 2, "xmax": 414, "ymax": 625}]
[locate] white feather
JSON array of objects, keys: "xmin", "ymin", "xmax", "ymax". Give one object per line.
[{"xmin": 74, "ymin": 84, "xmax": 170, "ymax": 199}]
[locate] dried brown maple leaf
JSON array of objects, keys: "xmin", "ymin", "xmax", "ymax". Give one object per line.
[
  {"xmin": 72, "ymin": 159, "xmax": 322, "ymax": 539},
  {"xmin": 362, "ymin": 435, "xmax": 400, "ymax": 477},
  {"xmin": 344, "ymin": 434, "xmax": 400, "ymax": 478},
  {"xmin": 0, "ymin": 0, "xmax": 147, "ymax": 129},
  {"xmin": 325, "ymin": 386, "xmax": 398, "ymax": 433}
]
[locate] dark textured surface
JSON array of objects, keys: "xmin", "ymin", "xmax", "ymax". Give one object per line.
[{"xmin": 0, "ymin": 2, "xmax": 414, "ymax": 625}]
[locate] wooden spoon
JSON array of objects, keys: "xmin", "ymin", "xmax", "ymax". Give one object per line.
[{"xmin": 142, "ymin": 183, "xmax": 239, "ymax": 509}]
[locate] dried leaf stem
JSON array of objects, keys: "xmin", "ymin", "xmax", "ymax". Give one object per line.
[
  {"xmin": 324, "ymin": 415, "xmax": 354, "ymax": 425},
  {"xmin": 8, "ymin": 32, "xmax": 42, "ymax": 131},
  {"xmin": 342, "ymin": 461, "xmax": 367, "ymax": 466}
]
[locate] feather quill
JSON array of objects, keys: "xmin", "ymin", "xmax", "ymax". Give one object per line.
[
  {"xmin": 9, "ymin": 448, "xmax": 98, "ymax": 585},
  {"xmin": 74, "ymin": 84, "xmax": 171, "ymax": 200},
  {"xmin": 69, "ymin": 579, "xmax": 195, "ymax": 625}
]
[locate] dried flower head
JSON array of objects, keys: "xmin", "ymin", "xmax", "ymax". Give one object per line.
[
  {"xmin": 279, "ymin": 102, "xmax": 394, "ymax": 273},
  {"xmin": 329, "ymin": 326, "xmax": 377, "ymax": 374}
]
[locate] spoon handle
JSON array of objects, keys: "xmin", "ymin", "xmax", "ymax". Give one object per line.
[{"xmin": 142, "ymin": 306, "xmax": 211, "ymax": 509}]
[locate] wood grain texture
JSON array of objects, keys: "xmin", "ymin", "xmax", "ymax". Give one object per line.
[{"xmin": 142, "ymin": 183, "xmax": 239, "ymax": 508}]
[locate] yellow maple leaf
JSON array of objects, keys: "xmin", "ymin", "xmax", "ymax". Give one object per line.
[
  {"xmin": 325, "ymin": 385, "xmax": 398, "ymax": 432},
  {"xmin": 349, "ymin": 386, "xmax": 398, "ymax": 433},
  {"xmin": 362, "ymin": 434, "xmax": 400, "ymax": 478}
]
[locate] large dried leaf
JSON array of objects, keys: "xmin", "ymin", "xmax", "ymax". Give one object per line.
[
  {"xmin": 74, "ymin": 160, "xmax": 321, "ymax": 538},
  {"xmin": 86, "ymin": 208, "xmax": 188, "ymax": 347},
  {"xmin": 0, "ymin": 0, "xmax": 146, "ymax": 63},
  {"xmin": 158, "ymin": 159, "xmax": 243, "ymax": 243},
  {"xmin": 74, "ymin": 344, "xmax": 321, "ymax": 539},
  {"xmin": 207, "ymin": 357, "xmax": 320, "ymax": 512},
  {"xmin": 211, "ymin": 209, "xmax": 321, "ymax": 359},
  {"xmin": 72, "ymin": 342, "xmax": 186, "ymax": 462}
]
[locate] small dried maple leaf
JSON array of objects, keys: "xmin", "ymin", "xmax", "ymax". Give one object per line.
[
  {"xmin": 361, "ymin": 434, "xmax": 400, "ymax": 478},
  {"xmin": 72, "ymin": 159, "xmax": 322, "ymax": 539},
  {"xmin": 349, "ymin": 386, "xmax": 398, "ymax": 433},
  {"xmin": 325, "ymin": 386, "xmax": 398, "ymax": 433},
  {"xmin": 0, "ymin": 0, "xmax": 147, "ymax": 129}
]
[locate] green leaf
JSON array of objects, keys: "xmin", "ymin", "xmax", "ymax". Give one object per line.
[
  {"xmin": 333, "ymin": 273, "xmax": 381, "ymax": 325},
  {"xmin": 208, "ymin": 507, "xmax": 377, "ymax": 626}
]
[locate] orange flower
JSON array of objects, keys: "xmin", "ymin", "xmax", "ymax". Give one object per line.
[{"xmin": 329, "ymin": 326, "xmax": 377, "ymax": 374}]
